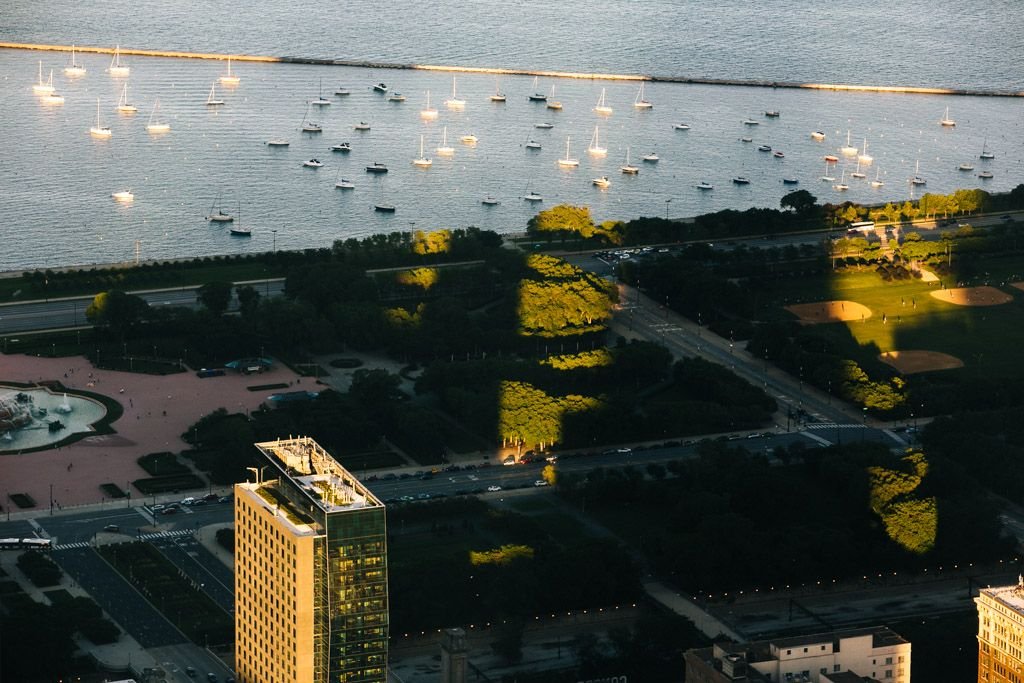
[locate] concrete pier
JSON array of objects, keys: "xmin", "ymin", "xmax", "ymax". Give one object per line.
[{"xmin": 3, "ymin": 42, "xmax": 1022, "ymax": 97}]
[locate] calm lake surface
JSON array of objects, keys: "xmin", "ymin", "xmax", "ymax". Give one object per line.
[{"xmin": 1, "ymin": 2, "xmax": 1022, "ymax": 270}]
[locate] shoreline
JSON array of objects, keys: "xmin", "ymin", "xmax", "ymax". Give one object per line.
[{"xmin": 3, "ymin": 42, "xmax": 1022, "ymax": 98}]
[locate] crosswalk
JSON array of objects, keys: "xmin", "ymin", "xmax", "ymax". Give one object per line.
[
  {"xmin": 53, "ymin": 528, "xmax": 193, "ymax": 551},
  {"xmin": 806, "ymin": 423, "xmax": 867, "ymax": 430}
]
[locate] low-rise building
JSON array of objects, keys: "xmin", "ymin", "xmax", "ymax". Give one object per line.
[{"xmin": 685, "ymin": 627, "xmax": 909, "ymax": 683}]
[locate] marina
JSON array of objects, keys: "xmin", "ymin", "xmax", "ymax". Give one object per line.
[{"xmin": 1, "ymin": 44, "xmax": 1023, "ymax": 271}]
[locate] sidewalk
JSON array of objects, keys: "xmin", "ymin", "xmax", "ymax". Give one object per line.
[{"xmin": 0, "ymin": 544, "xmax": 159, "ymax": 677}]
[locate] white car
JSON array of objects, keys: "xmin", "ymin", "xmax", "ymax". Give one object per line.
[
  {"xmin": 533, "ymin": 480, "xmax": 548, "ymax": 487},
  {"xmin": 486, "ymin": 485, "xmax": 502, "ymax": 492}
]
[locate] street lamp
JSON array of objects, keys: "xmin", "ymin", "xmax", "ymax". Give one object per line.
[
  {"xmin": 272, "ymin": 229, "xmax": 278, "ymax": 253},
  {"xmin": 665, "ymin": 198, "xmax": 672, "ymax": 220}
]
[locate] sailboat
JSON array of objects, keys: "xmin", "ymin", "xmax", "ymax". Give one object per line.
[
  {"xmin": 108, "ymin": 45, "xmax": 129, "ymax": 77},
  {"xmin": 840, "ymin": 130, "xmax": 857, "ymax": 156},
  {"xmin": 206, "ymin": 193, "xmax": 233, "ymax": 222},
  {"xmin": 851, "ymin": 159, "xmax": 866, "ymax": 179},
  {"xmin": 820, "ymin": 161, "xmax": 835, "ymax": 182},
  {"xmin": 420, "ymin": 90, "xmax": 438, "ymax": 119},
  {"xmin": 833, "ymin": 170, "xmax": 849, "ymax": 191},
  {"xmin": 445, "ymin": 76, "xmax": 465, "ymax": 108},
  {"xmin": 229, "ymin": 203, "xmax": 251, "ymax": 236},
  {"xmin": 523, "ymin": 183, "xmax": 543, "ymax": 201},
  {"xmin": 871, "ymin": 168, "xmax": 884, "ymax": 188},
  {"xmin": 587, "ymin": 126, "xmax": 607, "ymax": 157},
  {"xmin": 312, "ymin": 79, "xmax": 331, "ymax": 106},
  {"xmin": 219, "ymin": 58, "xmax": 240, "ymax": 86},
  {"xmin": 335, "ymin": 170, "xmax": 355, "ymax": 189},
  {"xmin": 41, "ymin": 87, "xmax": 65, "ymax": 105},
  {"xmin": 489, "ymin": 78, "xmax": 506, "ymax": 102},
  {"xmin": 32, "ymin": 61, "xmax": 55, "ymax": 94},
  {"xmin": 89, "ymin": 98, "xmax": 112, "ymax": 137},
  {"xmin": 413, "ymin": 134, "xmax": 433, "ymax": 167},
  {"xmin": 374, "ymin": 177, "xmax": 396, "ymax": 213},
  {"xmin": 858, "ymin": 139, "xmax": 873, "ymax": 164},
  {"xmin": 634, "ymin": 82, "xmax": 653, "ymax": 109},
  {"xmin": 528, "ymin": 76, "xmax": 547, "ymax": 102},
  {"xmin": 592, "ymin": 176, "xmax": 610, "ymax": 188},
  {"xmin": 64, "ymin": 46, "xmax": 86, "ymax": 77},
  {"xmin": 300, "ymin": 103, "xmax": 321, "ymax": 132},
  {"xmin": 206, "ymin": 82, "xmax": 225, "ymax": 106},
  {"xmin": 557, "ymin": 136, "xmax": 579, "ymax": 167},
  {"xmin": 958, "ymin": 161, "xmax": 975, "ymax": 171},
  {"xmin": 980, "ymin": 139, "xmax": 995, "ymax": 160},
  {"xmin": 117, "ymin": 83, "xmax": 138, "ymax": 113},
  {"xmin": 146, "ymin": 99, "xmax": 170, "ymax": 133},
  {"xmin": 939, "ymin": 106, "xmax": 956, "ymax": 127},
  {"xmin": 111, "ymin": 189, "xmax": 134, "ymax": 202},
  {"xmin": 525, "ymin": 136, "xmax": 541, "ymax": 150},
  {"xmin": 910, "ymin": 160, "xmax": 926, "ymax": 186},
  {"xmin": 436, "ymin": 127, "xmax": 455, "ymax": 156},
  {"xmin": 546, "ymin": 85, "xmax": 562, "ymax": 110},
  {"xmin": 594, "ymin": 87, "xmax": 613, "ymax": 115},
  {"xmin": 620, "ymin": 147, "xmax": 639, "ymax": 175}
]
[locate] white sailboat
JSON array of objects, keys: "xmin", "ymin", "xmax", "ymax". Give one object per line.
[
  {"xmin": 146, "ymin": 98, "xmax": 170, "ymax": 133},
  {"xmin": 41, "ymin": 88, "xmax": 65, "ymax": 105},
  {"xmin": 523, "ymin": 183, "xmax": 543, "ymax": 201},
  {"xmin": 300, "ymin": 103, "xmax": 321, "ymax": 132},
  {"xmin": 851, "ymin": 159, "xmax": 866, "ymax": 179},
  {"xmin": 445, "ymin": 76, "xmax": 465, "ymax": 108},
  {"xmin": 32, "ymin": 61, "xmax": 55, "ymax": 94},
  {"xmin": 833, "ymin": 170, "xmax": 849, "ymax": 191},
  {"xmin": 206, "ymin": 193, "xmax": 233, "ymax": 222},
  {"xmin": 266, "ymin": 138, "xmax": 290, "ymax": 147},
  {"xmin": 594, "ymin": 87, "xmax": 613, "ymax": 115},
  {"xmin": 527, "ymin": 76, "xmax": 547, "ymax": 102},
  {"xmin": 64, "ymin": 46, "xmax": 86, "ymax": 77},
  {"xmin": 939, "ymin": 106, "xmax": 956, "ymax": 127},
  {"xmin": 489, "ymin": 78, "xmax": 506, "ymax": 102},
  {"xmin": 634, "ymin": 82, "xmax": 653, "ymax": 109},
  {"xmin": 620, "ymin": 147, "xmax": 639, "ymax": 175},
  {"xmin": 436, "ymin": 127, "xmax": 455, "ymax": 156},
  {"xmin": 312, "ymin": 78, "xmax": 331, "ymax": 106},
  {"xmin": 858, "ymin": 139, "xmax": 873, "ymax": 164},
  {"xmin": 117, "ymin": 82, "xmax": 138, "ymax": 113},
  {"xmin": 89, "ymin": 98, "xmax": 112, "ymax": 137},
  {"xmin": 206, "ymin": 82, "xmax": 225, "ymax": 106},
  {"xmin": 696, "ymin": 181, "xmax": 714, "ymax": 190},
  {"xmin": 420, "ymin": 90, "xmax": 438, "ymax": 120},
  {"xmin": 525, "ymin": 136, "xmax": 541, "ymax": 150},
  {"xmin": 587, "ymin": 126, "xmax": 607, "ymax": 157},
  {"xmin": 546, "ymin": 85, "xmax": 562, "ymax": 110},
  {"xmin": 219, "ymin": 58, "xmax": 240, "ymax": 86},
  {"xmin": 111, "ymin": 189, "xmax": 134, "ymax": 202},
  {"xmin": 413, "ymin": 135, "xmax": 433, "ymax": 167},
  {"xmin": 980, "ymin": 139, "xmax": 995, "ymax": 160},
  {"xmin": 871, "ymin": 168, "xmax": 884, "ymax": 188},
  {"xmin": 374, "ymin": 177, "xmax": 396, "ymax": 213},
  {"xmin": 820, "ymin": 161, "xmax": 835, "ymax": 182},
  {"xmin": 557, "ymin": 136, "xmax": 579, "ymax": 168},
  {"xmin": 958, "ymin": 161, "xmax": 975, "ymax": 171},
  {"xmin": 108, "ymin": 45, "xmax": 129, "ymax": 77},
  {"xmin": 910, "ymin": 160, "xmax": 926, "ymax": 186},
  {"xmin": 839, "ymin": 130, "xmax": 857, "ymax": 156}
]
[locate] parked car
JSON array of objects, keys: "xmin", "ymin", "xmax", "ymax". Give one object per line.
[
  {"xmin": 533, "ymin": 480, "xmax": 548, "ymax": 487},
  {"xmin": 151, "ymin": 504, "xmax": 166, "ymax": 512},
  {"xmin": 161, "ymin": 507, "xmax": 178, "ymax": 515},
  {"xmin": 487, "ymin": 485, "xmax": 502, "ymax": 492},
  {"xmin": 203, "ymin": 493, "xmax": 219, "ymax": 502},
  {"xmin": 103, "ymin": 524, "xmax": 120, "ymax": 532},
  {"xmin": 180, "ymin": 497, "xmax": 196, "ymax": 506}
]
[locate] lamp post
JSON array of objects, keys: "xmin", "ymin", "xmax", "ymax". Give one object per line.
[
  {"xmin": 49, "ymin": 483, "xmax": 53, "ymax": 515},
  {"xmin": 665, "ymin": 198, "xmax": 672, "ymax": 220},
  {"xmin": 272, "ymin": 229, "xmax": 278, "ymax": 253}
]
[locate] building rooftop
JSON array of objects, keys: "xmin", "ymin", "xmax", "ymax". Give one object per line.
[
  {"xmin": 769, "ymin": 626, "xmax": 907, "ymax": 651},
  {"xmin": 823, "ymin": 673, "xmax": 880, "ymax": 683},
  {"xmin": 255, "ymin": 437, "xmax": 383, "ymax": 513},
  {"xmin": 980, "ymin": 577, "xmax": 1024, "ymax": 615}
]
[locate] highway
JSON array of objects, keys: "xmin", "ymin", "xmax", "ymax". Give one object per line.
[{"xmin": 0, "ymin": 279, "xmax": 286, "ymax": 335}]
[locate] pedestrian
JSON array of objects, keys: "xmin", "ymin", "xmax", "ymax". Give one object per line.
[{"xmin": 882, "ymin": 313, "xmax": 887, "ymax": 324}]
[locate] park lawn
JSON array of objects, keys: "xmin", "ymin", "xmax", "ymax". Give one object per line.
[{"xmin": 767, "ymin": 267, "xmax": 1024, "ymax": 381}]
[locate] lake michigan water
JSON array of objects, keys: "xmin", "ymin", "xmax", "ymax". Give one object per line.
[{"xmin": 1, "ymin": 1, "xmax": 1022, "ymax": 271}]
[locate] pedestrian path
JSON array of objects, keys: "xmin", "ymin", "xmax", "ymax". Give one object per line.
[
  {"xmin": 53, "ymin": 528, "xmax": 193, "ymax": 550},
  {"xmin": 806, "ymin": 423, "xmax": 867, "ymax": 430}
]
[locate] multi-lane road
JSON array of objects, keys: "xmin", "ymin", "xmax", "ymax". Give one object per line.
[{"xmin": 0, "ymin": 279, "xmax": 286, "ymax": 335}]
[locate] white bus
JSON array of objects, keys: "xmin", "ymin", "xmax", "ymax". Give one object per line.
[{"xmin": 846, "ymin": 221, "xmax": 875, "ymax": 235}]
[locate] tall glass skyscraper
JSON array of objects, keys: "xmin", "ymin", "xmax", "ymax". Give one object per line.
[{"xmin": 235, "ymin": 437, "xmax": 388, "ymax": 683}]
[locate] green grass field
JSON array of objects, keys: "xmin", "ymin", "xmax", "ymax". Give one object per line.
[{"xmin": 770, "ymin": 264, "xmax": 1024, "ymax": 380}]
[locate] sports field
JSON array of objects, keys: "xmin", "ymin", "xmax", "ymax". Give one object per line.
[{"xmin": 774, "ymin": 263, "xmax": 1024, "ymax": 378}]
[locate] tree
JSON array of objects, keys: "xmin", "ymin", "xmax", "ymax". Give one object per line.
[
  {"xmin": 527, "ymin": 204, "xmax": 597, "ymax": 239},
  {"xmin": 197, "ymin": 281, "xmax": 233, "ymax": 316},
  {"xmin": 490, "ymin": 619, "xmax": 525, "ymax": 664},
  {"xmin": 780, "ymin": 189, "xmax": 817, "ymax": 215},
  {"xmin": 236, "ymin": 285, "xmax": 260, "ymax": 318},
  {"xmin": 85, "ymin": 290, "xmax": 149, "ymax": 334}
]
